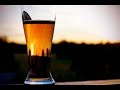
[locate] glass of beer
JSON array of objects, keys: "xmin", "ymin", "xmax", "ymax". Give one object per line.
[{"xmin": 21, "ymin": 5, "xmax": 56, "ymax": 85}]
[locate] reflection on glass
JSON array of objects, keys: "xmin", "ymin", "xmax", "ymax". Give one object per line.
[{"xmin": 22, "ymin": 6, "xmax": 55, "ymax": 85}]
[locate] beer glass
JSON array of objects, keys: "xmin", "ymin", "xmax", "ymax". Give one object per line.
[{"xmin": 21, "ymin": 5, "xmax": 55, "ymax": 85}]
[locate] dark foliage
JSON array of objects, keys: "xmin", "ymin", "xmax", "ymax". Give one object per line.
[{"xmin": 0, "ymin": 38, "xmax": 120, "ymax": 82}]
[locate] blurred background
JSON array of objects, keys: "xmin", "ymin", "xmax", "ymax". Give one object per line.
[{"xmin": 0, "ymin": 5, "xmax": 120, "ymax": 84}]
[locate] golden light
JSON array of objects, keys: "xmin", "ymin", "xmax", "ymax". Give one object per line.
[
  {"xmin": 30, "ymin": 43, "xmax": 34, "ymax": 55},
  {"xmin": 23, "ymin": 21, "xmax": 55, "ymax": 56}
]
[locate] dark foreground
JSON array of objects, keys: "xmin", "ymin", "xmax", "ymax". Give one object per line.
[{"xmin": 0, "ymin": 38, "xmax": 120, "ymax": 84}]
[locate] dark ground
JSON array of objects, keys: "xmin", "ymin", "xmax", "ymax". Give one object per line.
[{"xmin": 0, "ymin": 38, "xmax": 120, "ymax": 84}]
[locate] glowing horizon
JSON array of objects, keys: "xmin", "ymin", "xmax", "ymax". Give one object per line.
[
  {"xmin": 0, "ymin": 5, "xmax": 119, "ymax": 44},
  {"xmin": 5, "ymin": 35, "xmax": 120, "ymax": 45}
]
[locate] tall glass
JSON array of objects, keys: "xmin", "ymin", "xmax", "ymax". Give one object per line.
[{"xmin": 21, "ymin": 5, "xmax": 55, "ymax": 85}]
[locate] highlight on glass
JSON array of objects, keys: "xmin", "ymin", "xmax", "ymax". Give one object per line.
[{"xmin": 21, "ymin": 5, "xmax": 56, "ymax": 85}]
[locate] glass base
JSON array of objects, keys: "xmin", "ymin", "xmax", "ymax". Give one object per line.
[{"xmin": 24, "ymin": 71, "xmax": 55, "ymax": 85}]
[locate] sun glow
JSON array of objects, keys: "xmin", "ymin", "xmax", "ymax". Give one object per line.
[
  {"xmin": 30, "ymin": 43, "xmax": 34, "ymax": 55},
  {"xmin": 0, "ymin": 5, "xmax": 119, "ymax": 44}
]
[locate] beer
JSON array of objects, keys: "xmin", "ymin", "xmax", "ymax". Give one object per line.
[
  {"xmin": 23, "ymin": 20, "xmax": 55, "ymax": 56},
  {"xmin": 23, "ymin": 20, "xmax": 55, "ymax": 79}
]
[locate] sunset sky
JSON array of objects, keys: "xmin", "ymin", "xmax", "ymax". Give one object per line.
[{"xmin": 0, "ymin": 5, "xmax": 120, "ymax": 44}]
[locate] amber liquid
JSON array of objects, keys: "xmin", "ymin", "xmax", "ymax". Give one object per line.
[{"xmin": 23, "ymin": 20, "xmax": 55, "ymax": 78}]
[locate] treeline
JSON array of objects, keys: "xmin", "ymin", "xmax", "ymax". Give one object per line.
[
  {"xmin": 0, "ymin": 38, "xmax": 26, "ymax": 72},
  {"xmin": 0, "ymin": 38, "xmax": 120, "ymax": 80},
  {"xmin": 52, "ymin": 41, "xmax": 120, "ymax": 80}
]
